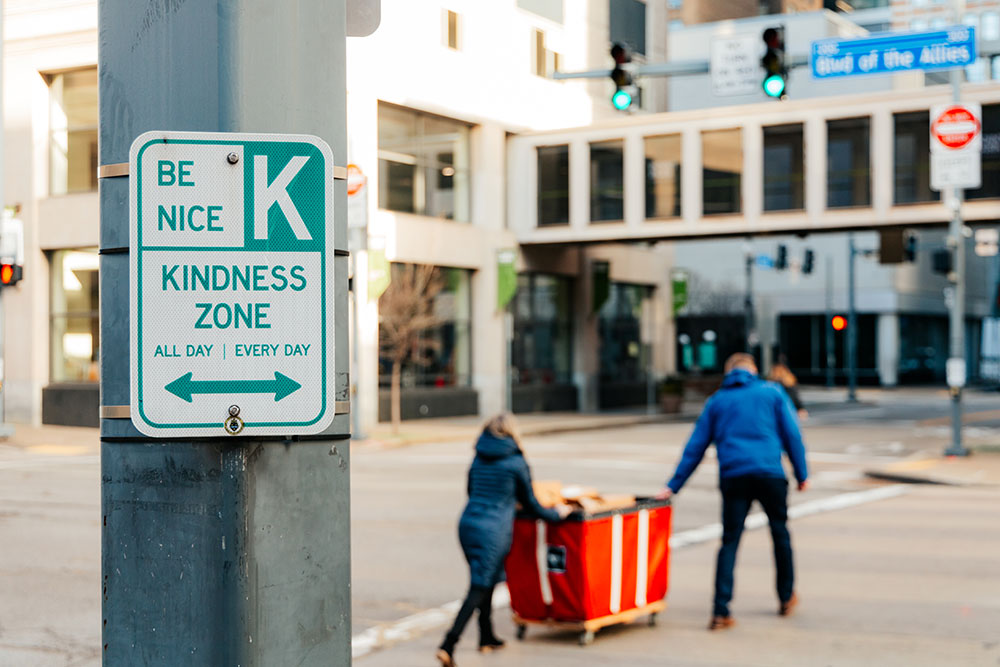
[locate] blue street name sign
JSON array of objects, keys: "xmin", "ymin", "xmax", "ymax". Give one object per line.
[
  {"xmin": 812, "ymin": 26, "xmax": 976, "ymax": 79},
  {"xmin": 756, "ymin": 255, "xmax": 775, "ymax": 269}
]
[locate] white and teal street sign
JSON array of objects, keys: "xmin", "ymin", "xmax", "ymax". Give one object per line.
[{"xmin": 129, "ymin": 131, "xmax": 335, "ymax": 437}]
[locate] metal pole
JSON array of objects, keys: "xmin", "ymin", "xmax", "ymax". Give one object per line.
[
  {"xmin": 825, "ymin": 254, "xmax": 835, "ymax": 388},
  {"xmin": 351, "ymin": 246, "xmax": 364, "ymax": 440},
  {"xmin": 744, "ymin": 241, "xmax": 754, "ymax": 354},
  {"xmin": 100, "ymin": 2, "xmax": 352, "ymax": 664},
  {"xmin": 847, "ymin": 234, "xmax": 858, "ymax": 402},
  {"xmin": 945, "ymin": 6, "xmax": 969, "ymax": 453},
  {"xmin": 944, "ymin": 0, "xmax": 969, "ymax": 456},
  {"xmin": 505, "ymin": 311, "xmax": 514, "ymax": 412}
]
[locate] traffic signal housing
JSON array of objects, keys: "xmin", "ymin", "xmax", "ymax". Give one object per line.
[
  {"xmin": 802, "ymin": 249, "xmax": 815, "ymax": 275},
  {"xmin": 610, "ymin": 42, "xmax": 635, "ymax": 111},
  {"xmin": 761, "ymin": 27, "xmax": 787, "ymax": 99},
  {"xmin": 903, "ymin": 233, "xmax": 917, "ymax": 262},
  {"xmin": 775, "ymin": 244, "xmax": 788, "ymax": 270},
  {"xmin": 0, "ymin": 263, "xmax": 22, "ymax": 287},
  {"xmin": 932, "ymin": 248, "xmax": 952, "ymax": 275}
]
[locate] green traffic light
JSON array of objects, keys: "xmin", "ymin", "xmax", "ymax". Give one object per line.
[
  {"xmin": 611, "ymin": 89, "xmax": 632, "ymax": 111},
  {"xmin": 763, "ymin": 74, "xmax": 786, "ymax": 98}
]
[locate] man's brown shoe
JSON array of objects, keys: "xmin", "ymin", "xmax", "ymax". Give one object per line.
[
  {"xmin": 708, "ymin": 615, "xmax": 736, "ymax": 630},
  {"xmin": 779, "ymin": 593, "xmax": 799, "ymax": 616}
]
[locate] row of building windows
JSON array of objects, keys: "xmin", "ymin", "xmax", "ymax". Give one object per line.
[
  {"xmin": 536, "ymin": 104, "xmax": 1000, "ymax": 225},
  {"xmin": 376, "ymin": 266, "xmax": 649, "ymax": 392}
]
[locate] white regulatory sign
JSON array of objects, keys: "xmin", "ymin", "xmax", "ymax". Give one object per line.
[
  {"xmin": 129, "ymin": 131, "xmax": 335, "ymax": 438},
  {"xmin": 930, "ymin": 103, "xmax": 982, "ymax": 191},
  {"xmin": 946, "ymin": 357, "xmax": 966, "ymax": 388},
  {"xmin": 711, "ymin": 34, "xmax": 760, "ymax": 97}
]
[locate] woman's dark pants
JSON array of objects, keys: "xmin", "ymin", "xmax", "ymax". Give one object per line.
[
  {"xmin": 713, "ymin": 475, "xmax": 794, "ymax": 618},
  {"xmin": 441, "ymin": 584, "xmax": 496, "ymax": 653}
]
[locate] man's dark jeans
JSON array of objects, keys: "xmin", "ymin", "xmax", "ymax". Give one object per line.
[{"xmin": 713, "ymin": 475, "xmax": 794, "ymax": 618}]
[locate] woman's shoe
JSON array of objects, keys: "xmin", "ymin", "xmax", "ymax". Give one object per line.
[
  {"xmin": 478, "ymin": 638, "xmax": 506, "ymax": 653},
  {"xmin": 436, "ymin": 648, "xmax": 456, "ymax": 666}
]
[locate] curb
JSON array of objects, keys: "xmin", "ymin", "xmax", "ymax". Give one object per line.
[
  {"xmin": 863, "ymin": 470, "xmax": 958, "ymax": 486},
  {"xmin": 356, "ymin": 412, "xmax": 700, "ymax": 449}
]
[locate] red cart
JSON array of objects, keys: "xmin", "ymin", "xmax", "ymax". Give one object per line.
[{"xmin": 504, "ymin": 498, "xmax": 672, "ymax": 645}]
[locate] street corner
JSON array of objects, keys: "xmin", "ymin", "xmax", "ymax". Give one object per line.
[{"xmin": 865, "ymin": 451, "xmax": 1000, "ymax": 487}]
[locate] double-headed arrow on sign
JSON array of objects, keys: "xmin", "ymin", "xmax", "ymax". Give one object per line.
[{"xmin": 165, "ymin": 371, "xmax": 302, "ymax": 402}]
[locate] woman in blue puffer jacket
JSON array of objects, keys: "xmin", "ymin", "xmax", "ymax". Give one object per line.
[{"xmin": 436, "ymin": 413, "xmax": 570, "ymax": 667}]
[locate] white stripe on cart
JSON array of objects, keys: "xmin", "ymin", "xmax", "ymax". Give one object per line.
[
  {"xmin": 536, "ymin": 519, "xmax": 554, "ymax": 605},
  {"xmin": 610, "ymin": 513, "xmax": 623, "ymax": 614},
  {"xmin": 635, "ymin": 508, "xmax": 649, "ymax": 607}
]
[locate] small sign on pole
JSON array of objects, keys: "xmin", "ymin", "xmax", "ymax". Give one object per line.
[
  {"xmin": 711, "ymin": 34, "xmax": 760, "ymax": 97},
  {"xmin": 931, "ymin": 103, "xmax": 982, "ymax": 191},
  {"xmin": 975, "ymin": 228, "xmax": 999, "ymax": 257}
]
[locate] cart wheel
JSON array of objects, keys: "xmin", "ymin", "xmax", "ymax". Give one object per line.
[
  {"xmin": 578, "ymin": 630, "xmax": 595, "ymax": 646},
  {"xmin": 648, "ymin": 612, "xmax": 658, "ymax": 627},
  {"xmin": 515, "ymin": 624, "xmax": 527, "ymax": 641}
]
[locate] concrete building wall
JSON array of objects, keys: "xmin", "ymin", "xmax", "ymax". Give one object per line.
[{"xmin": 3, "ymin": 0, "xmax": 99, "ymax": 424}]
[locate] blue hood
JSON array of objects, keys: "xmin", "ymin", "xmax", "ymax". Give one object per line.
[
  {"xmin": 721, "ymin": 368, "xmax": 758, "ymax": 388},
  {"xmin": 475, "ymin": 430, "xmax": 520, "ymax": 460}
]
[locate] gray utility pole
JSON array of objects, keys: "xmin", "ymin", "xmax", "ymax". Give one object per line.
[
  {"xmin": 847, "ymin": 235, "xmax": 858, "ymax": 402},
  {"xmin": 743, "ymin": 240, "xmax": 755, "ymax": 355},
  {"xmin": 825, "ymin": 255, "xmax": 835, "ymax": 389},
  {"xmin": 99, "ymin": 2, "xmax": 352, "ymax": 665},
  {"xmin": 945, "ymin": 0, "xmax": 969, "ymax": 456}
]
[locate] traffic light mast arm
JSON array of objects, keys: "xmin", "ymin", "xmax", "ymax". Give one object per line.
[{"xmin": 550, "ymin": 55, "xmax": 809, "ymax": 81}]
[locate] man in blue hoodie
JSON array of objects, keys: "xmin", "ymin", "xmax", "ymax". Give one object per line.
[{"xmin": 657, "ymin": 352, "xmax": 809, "ymax": 630}]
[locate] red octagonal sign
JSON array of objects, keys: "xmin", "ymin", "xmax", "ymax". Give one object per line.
[{"xmin": 932, "ymin": 106, "xmax": 981, "ymax": 150}]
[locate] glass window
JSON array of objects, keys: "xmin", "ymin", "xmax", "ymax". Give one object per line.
[
  {"xmin": 827, "ymin": 117, "xmax": 871, "ymax": 208},
  {"xmin": 48, "ymin": 67, "xmax": 98, "ymax": 195},
  {"xmin": 644, "ymin": 134, "xmax": 681, "ymax": 219},
  {"xmin": 609, "ymin": 0, "xmax": 647, "ymax": 55},
  {"xmin": 377, "ymin": 103, "xmax": 471, "ymax": 222},
  {"xmin": 702, "ymin": 128, "xmax": 742, "ymax": 215},
  {"xmin": 598, "ymin": 283, "xmax": 650, "ymax": 384},
  {"xmin": 966, "ymin": 104, "xmax": 1000, "ymax": 200},
  {"xmin": 894, "ymin": 111, "xmax": 939, "ymax": 204},
  {"xmin": 445, "ymin": 10, "xmax": 459, "ymax": 50},
  {"xmin": 590, "ymin": 140, "xmax": 624, "ymax": 221},
  {"xmin": 983, "ymin": 12, "xmax": 1000, "ymax": 41},
  {"xmin": 965, "ymin": 57, "xmax": 988, "ymax": 82},
  {"xmin": 910, "ymin": 19, "xmax": 928, "ymax": 31},
  {"xmin": 537, "ymin": 144, "xmax": 569, "ymax": 225},
  {"xmin": 668, "ymin": 20, "xmax": 684, "ymax": 31},
  {"xmin": 511, "ymin": 274, "xmax": 573, "ymax": 385},
  {"xmin": 763, "ymin": 124, "xmax": 805, "ymax": 211},
  {"xmin": 378, "ymin": 264, "xmax": 472, "ymax": 388},
  {"xmin": 50, "ymin": 249, "xmax": 99, "ymax": 383},
  {"xmin": 534, "ymin": 29, "xmax": 546, "ymax": 76}
]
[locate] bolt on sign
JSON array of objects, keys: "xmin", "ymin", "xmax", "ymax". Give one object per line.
[{"xmin": 129, "ymin": 131, "xmax": 335, "ymax": 437}]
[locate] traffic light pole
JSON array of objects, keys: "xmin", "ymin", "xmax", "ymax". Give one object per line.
[
  {"xmin": 847, "ymin": 234, "xmax": 858, "ymax": 402},
  {"xmin": 945, "ymin": 19, "xmax": 969, "ymax": 455},
  {"xmin": 825, "ymin": 255, "xmax": 835, "ymax": 388},
  {"xmin": 99, "ymin": 2, "xmax": 352, "ymax": 664},
  {"xmin": 744, "ymin": 242, "xmax": 755, "ymax": 355}
]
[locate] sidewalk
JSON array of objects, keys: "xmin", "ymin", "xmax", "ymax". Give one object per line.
[
  {"xmin": 865, "ymin": 451, "xmax": 1000, "ymax": 486},
  {"xmin": 357, "ymin": 483, "xmax": 1000, "ymax": 667},
  {"xmin": 356, "ymin": 407, "xmax": 703, "ymax": 448}
]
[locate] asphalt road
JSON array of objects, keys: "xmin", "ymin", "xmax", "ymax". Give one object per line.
[{"xmin": 1, "ymin": 389, "xmax": 998, "ymax": 665}]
